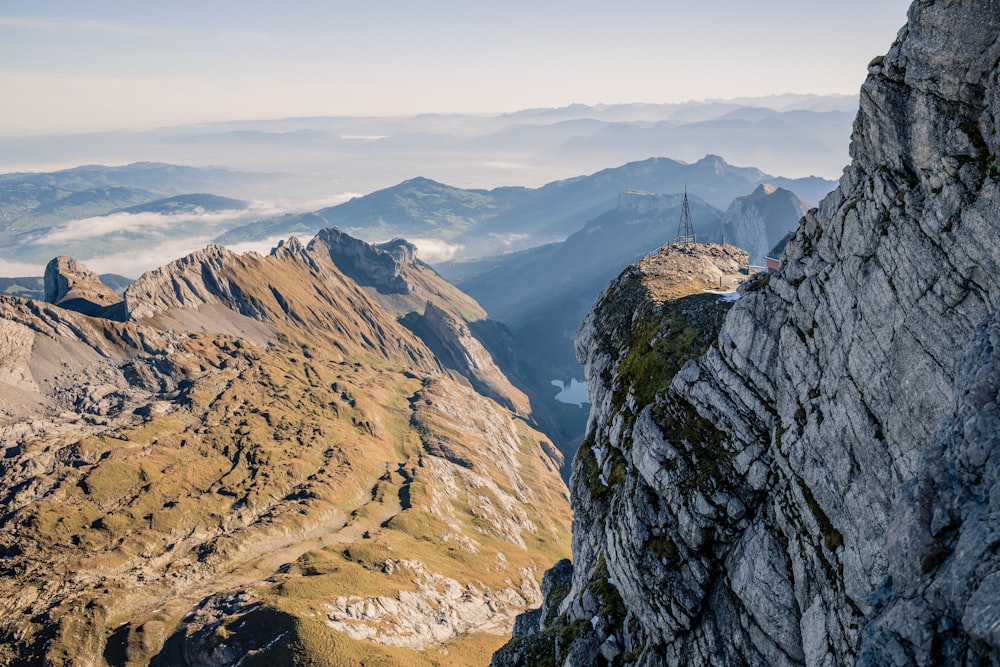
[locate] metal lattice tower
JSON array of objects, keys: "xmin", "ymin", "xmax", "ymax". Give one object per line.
[{"xmin": 675, "ymin": 186, "xmax": 696, "ymax": 245}]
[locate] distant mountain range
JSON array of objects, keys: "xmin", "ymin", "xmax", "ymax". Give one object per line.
[
  {"xmin": 216, "ymin": 177, "xmax": 530, "ymax": 247},
  {"xmin": 0, "ymin": 96, "xmax": 856, "ymax": 203},
  {"xmin": 0, "ymin": 156, "xmax": 834, "ymax": 274},
  {"xmin": 218, "ymin": 155, "xmax": 836, "ymax": 261},
  {"xmin": 438, "ymin": 192, "xmax": 727, "ymax": 374},
  {"xmin": 0, "ymin": 163, "xmax": 273, "ymax": 269}
]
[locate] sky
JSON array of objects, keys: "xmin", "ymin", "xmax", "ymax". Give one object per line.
[{"xmin": 0, "ymin": 0, "xmax": 913, "ymax": 136}]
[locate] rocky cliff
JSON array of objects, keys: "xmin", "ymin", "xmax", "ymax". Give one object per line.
[
  {"xmin": 401, "ymin": 301, "xmax": 531, "ymax": 416},
  {"xmin": 44, "ymin": 255, "xmax": 125, "ymax": 319},
  {"xmin": 0, "ymin": 229, "xmax": 571, "ymax": 666},
  {"xmin": 720, "ymin": 184, "xmax": 811, "ymax": 266},
  {"xmin": 495, "ymin": 1, "xmax": 1000, "ymax": 665}
]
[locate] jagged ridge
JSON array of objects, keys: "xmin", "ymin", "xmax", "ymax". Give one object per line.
[{"xmin": 0, "ymin": 228, "xmax": 571, "ymax": 666}]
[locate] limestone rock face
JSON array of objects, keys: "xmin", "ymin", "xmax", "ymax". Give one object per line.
[
  {"xmin": 43, "ymin": 255, "xmax": 124, "ymax": 318},
  {"xmin": 402, "ymin": 301, "xmax": 532, "ymax": 415},
  {"xmin": 495, "ymin": 1, "xmax": 1000, "ymax": 665},
  {"xmin": 124, "ymin": 244, "xmax": 244, "ymax": 320},
  {"xmin": 323, "ymin": 558, "xmax": 541, "ymax": 649},
  {"xmin": 859, "ymin": 314, "xmax": 1000, "ymax": 665},
  {"xmin": 0, "ymin": 317, "xmax": 36, "ymax": 391},
  {"xmin": 721, "ymin": 184, "xmax": 811, "ymax": 265},
  {"xmin": 312, "ymin": 227, "xmax": 414, "ymax": 295}
]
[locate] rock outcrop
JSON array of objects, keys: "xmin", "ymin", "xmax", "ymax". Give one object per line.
[
  {"xmin": 495, "ymin": 1, "xmax": 1000, "ymax": 665},
  {"xmin": 402, "ymin": 301, "xmax": 531, "ymax": 415},
  {"xmin": 44, "ymin": 255, "xmax": 124, "ymax": 319},
  {"xmin": 124, "ymin": 243, "xmax": 249, "ymax": 320},
  {"xmin": 312, "ymin": 227, "xmax": 414, "ymax": 295},
  {"xmin": 720, "ymin": 184, "xmax": 811, "ymax": 265}
]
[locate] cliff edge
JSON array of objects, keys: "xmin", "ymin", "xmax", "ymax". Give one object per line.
[{"xmin": 495, "ymin": 1, "xmax": 1000, "ymax": 665}]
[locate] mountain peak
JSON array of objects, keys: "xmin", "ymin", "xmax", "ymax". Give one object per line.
[
  {"xmin": 1, "ymin": 228, "xmax": 571, "ymax": 665},
  {"xmin": 311, "ymin": 227, "xmax": 413, "ymax": 295},
  {"xmin": 43, "ymin": 256, "xmax": 124, "ymax": 318}
]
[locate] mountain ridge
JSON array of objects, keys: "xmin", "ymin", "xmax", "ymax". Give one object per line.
[
  {"xmin": 494, "ymin": 1, "xmax": 1000, "ymax": 665},
  {"xmin": 0, "ymin": 228, "xmax": 572, "ymax": 666},
  {"xmin": 216, "ymin": 155, "xmax": 836, "ymax": 261}
]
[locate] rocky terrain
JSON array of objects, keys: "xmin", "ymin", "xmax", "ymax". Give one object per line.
[
  {"xmin": 720, "ymin": 184, "xmax": 811, "ymax": 265},
  {"xmin": 43, "ymin": 256, "xmax": 126, "ymax": 319},
  {"xmin": 0, "ymin": 228, "xmax": 571, "ymax": 666},
  {"xmin": 495, "ymin": 1, "xmax": 1000, "ymax": 665}
]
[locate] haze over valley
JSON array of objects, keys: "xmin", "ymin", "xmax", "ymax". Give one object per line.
[{"xmin": 8, "ymin": 2, "xmax": 1000, "ymax": 666}]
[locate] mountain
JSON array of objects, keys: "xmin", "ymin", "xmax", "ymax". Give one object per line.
[
  {"xmin": 721, "ymin": 184, "xmax": 811, "ymax": 265},
  {"xmin": 437, "ymin": 187, "xmax": 817, "ymax": 471},
  {"xmin": 0, "ymin": 185, "xmax": 160, "ymax": 232},
  {"xmin": 43, "ymin": 256, "xmax": 126, "ymax": 319},
  {"xmin": 111, "ymin": 193, "xmax": 249, "ymax": 216},
  {"xmin": 0, "ymin": 162, "xmax": 262, "ymax": 211},
  {"xmin": 544, "ymin": 109, "xmax": 853, "ymax": 180},
  {"xmin": 0, "ymin": 163, "xmax": 274, "ymax": 268},
  {"xmin": 219, "ymin": 156, "xmax": 836, "ymax": 261},
  {"xmin": 434, "ymin": 193, "xmax": 730, "ymax": 477},
  {"xmin": 497, "ymin": 2, "xmax": 1000, "ymax": 665},
  {"xmin": 500, "ymin": 96, "xmax": 859, "ymax": 123},
  {"xmin": 0, "ymin": 98, "xmax": 857, "ymax": 197},
  {"xmin": 442, "ymin": 191, "xmax": 726, "ymax": 371},
  {"xmin": 452, "ymin": 155, "xmax": 831, "ymax": 258},
  {"xmin": 215, "ymin": 177, "xmax": 533, "ymax": 246},
  {"xmin": 0, "ymin": 230, "xmax": 571, "ymax": 666}
]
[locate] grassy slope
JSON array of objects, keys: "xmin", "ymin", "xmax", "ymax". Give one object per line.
[{"xmin": 0, "ymin": 243, "xmax": 571, "ymax": 666}]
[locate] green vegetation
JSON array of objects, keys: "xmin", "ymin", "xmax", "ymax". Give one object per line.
[
  {"xmin": 647, "ymin": 534, "xmax": 679, "ymax": 566},
  {"xmin": 614, "ymin": 292, "xmax": 735, "ymax": 415},
  {"xmin": 4, "ymin": 302, "xmax": 572, "ymax": 665},
  {"xmin": 591, "ymin": 557, "xmax": 627, "ymax": 626},
  {"xmin": 217, "ymin": 177, "xmax": 521, "ymax": 244},
  {"xmin": 113, "ymin": 193, "xmax": 248, "ymax": 216},
  {"xmin": 798, "ymin": 480, "xmax": 843, "ymax": 552},
  {"xmin": 742, "ymin": 271, "xmax": 771, "ymax": 292},
  {"xmin": 654, "ymin": 398, "xmax": 734, "ymax": 494},
  {"xmin": 492, "ymin": 556, "xmax": 629, "ymax": 667}
]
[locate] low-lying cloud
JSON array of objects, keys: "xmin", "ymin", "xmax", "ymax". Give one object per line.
[
  {"xmin": 407, "ymin": 238, "xmax": 464, "ymax": 264},
  {"xmin": 10, "ymin": 194, "xmax": 463, "ymax": 278},
  {"xmin": 0, "ymin": 258, "xmax": 46, "ymax": 278},
  {"xmin": 32, "ymin": 203, "xmax": 283, "ymax": 246},
  {"xmin": 489, "ymin": 232, "xmax": 530, "ymax": 247},
  {"xmin": 79, "ymin": 236, "xmax": 219, "ymax": 278}
]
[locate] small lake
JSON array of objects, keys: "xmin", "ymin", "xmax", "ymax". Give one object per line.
[{"xmin": 551, "ymin": 379, "xmax": 589, "ymax": 407}]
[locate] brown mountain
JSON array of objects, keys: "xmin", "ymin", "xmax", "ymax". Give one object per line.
[{"xmin": 0, "ymin": 228, "xmax": 570, "ymax": 666}]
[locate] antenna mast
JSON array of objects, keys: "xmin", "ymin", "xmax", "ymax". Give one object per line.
[{"xmin": 675, "ymin": 186, "xmax": 696, "ymax": 245}]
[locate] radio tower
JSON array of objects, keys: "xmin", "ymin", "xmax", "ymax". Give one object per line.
[{"xmin": 675, "ymin": 186, "xmax": 696, "ymax": 245}]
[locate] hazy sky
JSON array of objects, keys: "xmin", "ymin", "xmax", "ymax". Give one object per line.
[{"xmin": 1, "ymin": 0, "xmax": 913, "ymax": 136}]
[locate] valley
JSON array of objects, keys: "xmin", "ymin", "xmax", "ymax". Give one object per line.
[
  {"xmin": 2, "ymin": 1, "xmax": 998, "ymax": 661},
  {"xmin": 0, "ymin": 230, "xmax": 572, "ymax": 665}
]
